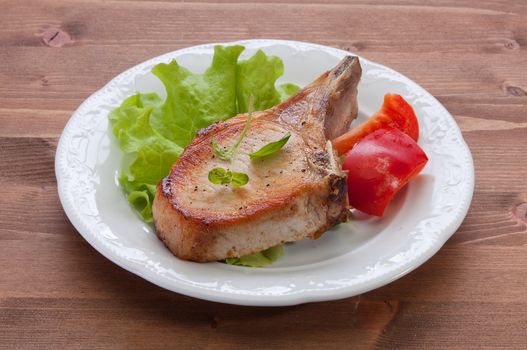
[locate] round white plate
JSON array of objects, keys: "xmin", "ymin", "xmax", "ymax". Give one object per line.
[{"xmin": 55, "ymin": 39, "xmax": 474, "ymax": 306}]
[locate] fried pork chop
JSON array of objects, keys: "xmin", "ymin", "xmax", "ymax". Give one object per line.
[{"xmin": 153, "ymin": 56, "xmax": 362, "ymax": 262}]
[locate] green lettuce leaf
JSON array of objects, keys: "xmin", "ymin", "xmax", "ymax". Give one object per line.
[
  {"xmin": 109, "ymin": 45, "xmax": 300, "ymax": 240},
  {"xmin": 119, "ymin": 174, "xmax": 157, "ymax": 222},
  {"xmin": 236, "ymin": 50, "xmax": 285, "ymax": 112},
  {"xmin": 277, "ymin": 83, "xmax": 301, "ymax": 102},
  {"xmin": 109, "ymin": 92, "xmax": 182, "ymax": 222},
  {"xmin": 150, "ymin": 45, "xmax": 244, "ymax": 147},
  {"xmin": 225, "ymin": 245, "xmax": 284, "ymax": 267},
  {"xmin": 109, "ymin": 93, "xmax": 166, "ymax": 153}
]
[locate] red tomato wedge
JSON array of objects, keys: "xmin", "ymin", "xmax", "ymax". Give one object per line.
[
  {"xmin": 333, "ymin": 94, "xmax": 419, "ymax": 155},
  {"xmin": 342, "ymin": 128, "xmax": 428, "ymax": 216}
]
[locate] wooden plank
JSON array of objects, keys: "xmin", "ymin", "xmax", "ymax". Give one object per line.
[
  {"xmin": 0, "ymin": 233, "xmax": 526, "ymax": 302},
  {"xmin": 0, "ymin": 0, "xmax": 525, "ymax": 133},
  {"xmin": 1, "ymin": 0, "xmax": 527, "ymax": 348},
  {"xmin": 375, "ymin": 302, "xmax": 527, "ymax": 349},
  {"xmin": 0, "ymin": 109, "xmax": 71, "ymax": 137},
  {"xmin": 0, "ymin": 0, "xmax": 525, "ymax": 139},
  {"xmin": 0, "ymin": 296, "xmax": 388, "ymax": 349},
  {"xmin": 0, "ymin": 297, "xmax": 525, "ymax": 349},
  {"xmin": 1, "ymin": 2, "xmax": 525, "ymax": 54},
  {"xmin": 0, "ymin": 138, "xmax": 57, "ymax": 186}
]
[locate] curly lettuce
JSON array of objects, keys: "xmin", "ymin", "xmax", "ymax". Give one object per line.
[{"xmin": 150, "ymin": 45, "xmax": 244, "ymax": 147}]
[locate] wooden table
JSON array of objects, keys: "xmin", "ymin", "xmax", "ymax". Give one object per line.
[{"xmin": 1, "ymin": 0, "xmax": 526, "ymax": 348}]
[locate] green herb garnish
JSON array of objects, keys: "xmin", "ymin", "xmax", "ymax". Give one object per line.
[
  {"xmin": 211, "ymin": 98, "xmax": 253, "ymax": 161},
  {"xmin": 208, "ymin": 97, "xmax": 254, "ymax": 186},
  {"xmin": 249, "ymin": 133, "xmax": 291, "ymax": 159},
  {"xmin": 211, "ymin": 138, "xmax": 232, "ymax": 161},
  {"xmin": 208, "ymin": 168, "xmax": 249, "ymax": 187}
]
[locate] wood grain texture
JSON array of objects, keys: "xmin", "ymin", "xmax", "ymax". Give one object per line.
[{"xmin": 1, "ymin": 0, "xmax": 526, "ymax": 349}]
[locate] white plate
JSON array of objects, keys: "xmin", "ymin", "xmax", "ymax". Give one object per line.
[{"xmin": 55, "ymin": 39, "xmax": 474, "ymax": 306}]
